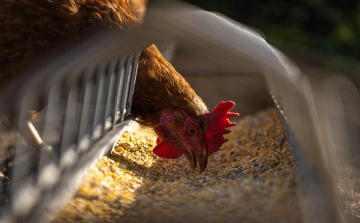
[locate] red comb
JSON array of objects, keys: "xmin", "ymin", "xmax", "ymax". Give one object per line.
[{"xmin": 205, "ymin": 101, "xmax": 239, "ymax": 155}]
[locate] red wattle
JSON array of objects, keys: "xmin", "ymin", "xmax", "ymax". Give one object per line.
[{"xmin": 153, "ymin": 140, "xmax": 185, "ymax": 159}]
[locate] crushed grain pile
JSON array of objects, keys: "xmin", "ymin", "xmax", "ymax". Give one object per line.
[{"xmin": 53, "ymin": 107, "xmax": 304, "ymax": 223}]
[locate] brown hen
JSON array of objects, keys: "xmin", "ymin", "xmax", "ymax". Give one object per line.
[{"xmin": 0, "ymin": 0, "xmax": 237, "ymax": 173}]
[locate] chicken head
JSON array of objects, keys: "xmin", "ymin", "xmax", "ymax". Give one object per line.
[{"xmin": 154, "ymin": 101, "xmax": 239, "ymax": 173}]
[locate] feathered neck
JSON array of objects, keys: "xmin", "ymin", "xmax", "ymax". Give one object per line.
[{"xmin": 131, "ymin": 45, "xmax": 208, "ymax": 128}]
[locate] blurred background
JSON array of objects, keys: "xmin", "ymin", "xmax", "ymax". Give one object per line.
[{"xmin": 183, "ymin": 0, "xmax": 360, "ymax": 78}]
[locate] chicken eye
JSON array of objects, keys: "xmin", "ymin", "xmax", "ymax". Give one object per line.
[{"xmin": 187, "ymin": 127, "xmax": 198, "ymax": 135}]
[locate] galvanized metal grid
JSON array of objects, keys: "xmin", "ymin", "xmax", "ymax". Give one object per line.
[
  {"xmin": 263, "ymin": 45, "xmax": 360, "ymax": 222},
  {"xmin": 0, "ymin": 28, "xmax": 144, "ymax": 222}
]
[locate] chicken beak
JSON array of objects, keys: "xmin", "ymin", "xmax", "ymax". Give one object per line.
[
  {"xmin": 195, "ymin": 149, "xmax": 208, "ymax": 173},
  {"xmin": 184, "ymin": 146, "xmax": 208, "ymax": 173}
]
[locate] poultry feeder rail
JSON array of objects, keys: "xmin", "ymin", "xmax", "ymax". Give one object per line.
[
  {"xmin": 0, "ymin": 26, "xmax": 145, "ymax": 222},
  {"xmin": 0, "ymin": 1, "xmax": 359, "ymax": 223}
]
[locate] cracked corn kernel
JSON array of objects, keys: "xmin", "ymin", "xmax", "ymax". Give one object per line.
[{"xmin": 53, "ymin": 107, "xmax": 303, "ymax": 223}]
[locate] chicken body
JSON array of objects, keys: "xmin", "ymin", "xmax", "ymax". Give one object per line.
[
  {"xmin": 0, "ymin": 0, "xmax": 206, "ymax": 119},
  {"xmin": 0, "ymin": 0, "xmax": 236, "ymax": 172},
  {"xmin": 0, "ymin": 0, "xmax": 139, "ymax": 87}
]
